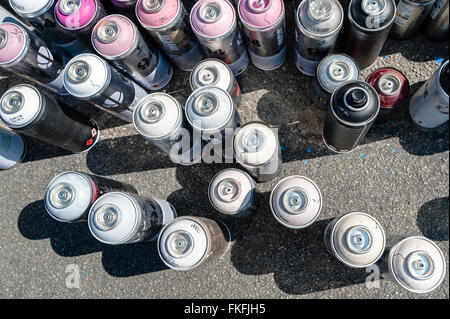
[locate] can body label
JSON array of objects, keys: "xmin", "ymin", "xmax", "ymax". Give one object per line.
[{"xmin": 394, "ymin": 1, "xmax": 421, "ymax": 26}]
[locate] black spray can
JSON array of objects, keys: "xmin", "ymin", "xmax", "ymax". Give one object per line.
[
  {"xmin": 344, "ymin": 0, "xmax": 396, "ymax": 69},
  {"xmin": 322, "ymin": 80, "xmax": 380, "ymax": 153}
]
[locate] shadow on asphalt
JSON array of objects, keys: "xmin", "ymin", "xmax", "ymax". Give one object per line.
[
  {"xmin": 417, "ymin": 197, "xmax": 449, "ymax": 242},
  {"xmin": 17, "ymin": 200, "xmax": 168, "ymax": 277}
]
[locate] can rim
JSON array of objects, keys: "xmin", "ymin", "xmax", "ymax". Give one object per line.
[
  {"xmin": 91, "ymin": 14, "xmax": 139, "ymax": 60},
  {"xmin": 388, "ymin": 235, "xmax": 446, "ymax": 294},
  {"xmin": 55, "ymin": 0, "xmax": 101, "ymax": 31},
  {"xmin": 269, "ymin": 175, "xmax": 322, "ymax": 229},
  {"xmin": 73, "ymin": 118, "xmax": 101, "ymax": 154},
  {"xmin": 237, "ymin": 0, "xmax": 286, "ymax": 32},
  {"xmin": 347, "ymin": 0, "xmax": 396, "ymax": 33},
  {"xmin": 136, "ymin": 0, "xmax": 183, "ymax": 31},
  {"xmin": 329, "ymin": 211, "xmax": 386, "ymax": 268},
  {"xmin": 295, "ymin": 0, "xmax": 344, "ymax": 39}
]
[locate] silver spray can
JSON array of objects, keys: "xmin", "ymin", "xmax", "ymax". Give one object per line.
[
  {"xmin": 424, "ymin": 0, "xmax": 449, "ymax": 41},
  {"xmin": 0, "ymin": 84, "xmax": 100, "ymax": 153},
  {"xmin": 379, "ymin": 236, "xmax": 446, "ymax": 293},
  {"xmin": 190, "ymin": 0, "xmax": 249, "ymax": 76},
  {"xmin": 233, "ymin": 121, "xmax": 282, "ymax": 183},
  {"xmin": 390, "ymin": 0, "xmax": 436, "ymax": 40},
  {"xmin": 324, "ymin": 211, "xmax": 386, "ymax": 268},
  {"xmin": 92, "ymin": 14, "xmax": 173, "ymax": 91},
  {"xmin": 63, "ymin": 53, "xmax": 148, "ymax": 123},
  {"xmin": 136, "ymin": 0, "xmax": 205, "ymax": 71},
  {"xmin": 158, "ymin": 216, "xmax": 231, "ymax": 271},
  {"xmin": 45, "ymin": 171, "xmax": 137, "ymax": 223},
  {"xmin": 311, "ymin": 53, "xmax": 360, "ymax": 110},
  {"xmin": 0, "ymin": 22, "xmax": 68, "ymax": 95},
  {"xmin": 270, "ymin": 175, "xmax": 322, "ymax": 229},
  {"xmin": 409, "ymin": 60, "xmax": 449, "ymax": 128},
  {"xmin": 8, "ymin": 0, "xmax": 88, "ymax": 56},
  {"xmin": 88, "ymin": 192, "xmax": 177, "ymax": 245},
  {"xmin": 208, "ymin": 168, "xmax": 257, "ymax": 217},
  {"xmin": 190, "ymin": 58, "xmax": 242, "ymax": 107},
  {"xmin": 237, "ymin": 0, "xmax": 287, "ymax": 70},
  {"xmin": 185, "ymin": 85, "xmax": 241, "ymax": 161},
  {"xmin": 295, "ymin": 0, "xmax": 344, "ymax": 76},
  {"xmin": 0, "ymin": 126, "xmax": 26, "ymax": 170}
]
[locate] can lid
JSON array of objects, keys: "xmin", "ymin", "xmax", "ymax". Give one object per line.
[
  {"xmin": 0, "ymin": 84, "xmax": 42, "ymax": 129},
  {"xmin": 44, "ymin": 171, "xmax": 94, "ymax": 222},
  {"xmin": 366, "ymin": 67, "xmax": 409, "ymax": 109},
  {"xmin": 234, "ymin": 122, "xmax": 278, "ymax": 167},
  {"xmin": 88, "ymin": 192, "xmax": 140, "ymax": 245},
  {"xmin": 133, "ymin": 93, "xmax": 182, "ymax": 140},
  {"xmin": 297, "ymin": 0, "xmax": 343, "ymax": 36},
  {"xmin": 92, "ymin": 15, "xmax": 136, "ymax": 59},
  {"xmin": 349, "ymin": 0, "xmax": 395, "ymax": 31},
  {"xmin": 9, "ymin": 0, "xmax": 53, "ymax": 17},
  {"xmin": 389, "ymin": 236, "xmax": 446, "ymax": 293},
  {"xmin": 330, "ymin": 80, "xmax": 380, "ymax": 126},
  {"xmin": 136, "ymin": 0, "xmax": 178, "ymax": 29},
  {"xmin": 0, "ymin": 23, "xmax": 26, "ymax": 65},
  {"xmin": 63, "ymin": 53, "xmax": 110, "ymax": 98},
  {"xmin": 317, "ymin": 54, "xmax": 359, "ymax": 93},
  {"xmin": 238, "ymin": 0, "xmax": 284, "ymax": 29},
  {"xmin": 190, "ymin": 59, "xmax": 234, "ymax": 93},
  {"xmin": 331, "ymin": 212, "xmax": 385, "ymax": 267},
  {"xmin": 56, "ymin": 0, "xmax": 97, "ymax": 30},
  {"xmin": 270, "ymin": 175, "xmax": 322, "ymax": 229},
  {"xmin": 191, "ymin": 0, "xmax": 235, "ymax": 38},
  {"xmin": 209, "ymin": 168, "xmax": 256, "ymax": 215},
  {"xmin": 185, "ymin": 86, "xmax": 235, "ymax": 132},
  {"xmin": 158, "ymin": 217, "xmax": 209, "ymax": 270}
]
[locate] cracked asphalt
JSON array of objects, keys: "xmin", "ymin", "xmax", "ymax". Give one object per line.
[{"xmin": 0, "ymin": 0, "xmax": 448, "ymax": 299}]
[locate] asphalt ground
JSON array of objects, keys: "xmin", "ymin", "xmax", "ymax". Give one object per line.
[{"xmin": 0, "ymin": 0, "xmax": 449, "ymax": 299}]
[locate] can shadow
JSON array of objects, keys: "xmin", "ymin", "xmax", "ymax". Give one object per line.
[
  {"xmin": 17, "ymin": 199, "xmax": 168, "ymax": 277},
  {"xmin": 229, "ymin": 191, "xmax": 368, "ymax": 295},
  {"xmin": 416, "ymin": 197, "xmax": 449, "ymax": 242},
  {"xmin": 86, "ymin": 134, "xmax": 176, "ymax": 176}
]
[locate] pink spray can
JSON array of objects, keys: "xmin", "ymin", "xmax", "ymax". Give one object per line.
[
  {"xmin": 190, "ymin": 0, "xmax": 249, "ymax": 76},
  {"xmin": 92, "ymin": 14, "xmax": 172, "ymax": 91},
  {"xmin": 237, "ymin": 0, "xmax": 286, "ymax": 71},
  {"xmin": 136, "ymin": 0, "xmax": 204, "ymax": 71},
  {"xmin": 55, "ymin": 0, "xmax": 107, "ymax": 45}
]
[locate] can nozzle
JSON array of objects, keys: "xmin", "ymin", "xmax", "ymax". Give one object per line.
[
  {"xmin": 59, "ymin": 0, "xmax": 81, "ymax": 15},
  {"xmin": 67, "ymin": 61, "xmax": 91, "ymax": 83},
  {"xmin": 0, "ymin": 28, "xmax": 8, "ymax": 49},
  {"xmin": 194, "ymin": 92, "xmax": 218, "ymax": 116},
  {"xmin": 167, "ymin": 230, "xmax": 194, "ymax": 258},
  {"xmin": 142, "ymin": 0, "xmax": 165, "ymax": 13},
  {"xmin": 49, "ymin": 183, "xmax": 76, "ymax": 209},
  {"xmin": 361, "ymin": 0, "xmax": 386, "ymax": 16},
  {"xmin": 308, "ymin": 0, "xmax": 332, "ymax": 21},
  {"xmin": 217, "ymin": 178, "xmax": 241, "ymax": 203},
  {"xmin": 248, "ymin": 0, "xmax": 271, "ymax": 14},
  {"xmin": 346, "ymin": 88, "xmax": 368, "ymax": 109},
  {"xmin": 346, "ymin": 225, "xmax": 373, "ymax": 254},
  {"xmin": 197, "ymin": 66, "xmax": 219, "ymax": 86},
  {"xmin": 93, "ymin": 204, "xmax": 120, "ymax": 231},
  {"xmin": 97, "ymin": 20, "xmax": 120, "ymax": 44},
  {"xmin": 139, "ymin": 101, "xmax": 165, "ymax": 123},
  {"xmin": 1, "ymin": 91, "xmax": 24, "ymax": 114},
  {"xmin": 200, "ymin": 2, "xmax": 222, "ymax": 23},
  {"xmin": 242, "ymin": 129, "xmax": 265, "ymax": 153},
  {"xmin": 282, "ymin": 187, "xmax": 309, "ymax": 214},
  {"xmin": 407, "ymin": 251, "xmax": 435, "ymax": 280}
]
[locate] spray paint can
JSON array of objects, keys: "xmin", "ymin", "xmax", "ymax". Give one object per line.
[
  {"xmin": 324, "ymin": 211, "xmax": 386, "ymax": 268},
  {"xmin": 63, "ymin": 53, "xmax": 148, "ymax": 123},
  {"xmin": 409, "ymin": 60, "xmax": 449, "ymax": 128},
  {"xmin": 345, "ymin": 0, "xmax": 396, "ymax": 70},
  {"xmin": 185, "ymin": 85, "xmax": 241, "ymax": 160},
  {"xmin": 295, "ymin": 0, "xmax": 343, "ymax": 76},
  {"xmin": 208, "ymin": 168, "xmax": 257, "ymax": 217},
  {"xmin": 8, "ymin": 0, "xmax": 88, "ymax": 56},
  {"xmin": 238, "ymin": 0, "xmax": 286, "ymax": 70},
  {"xmin": 110, "ymin": 0, "xmax": 138, "ymax": 18},
  {"xmin": 44, "ymin": 171, "xmax": 137, "ymax": 223},
  {"xmin": 390, "ymin": 0, "xmax": 436, "ymax": 39},
  {"xmin": 136, "ymin": 0, "xmax": 204, "ymax": 71},
  {"xmin": 424, "ymin": 0, "xmax": 449, "ymax": 41},
  {"xmin": 0, "ymin": 84, "xmax": 99, "ymax": 153},
  {"xmin": 0, "ymin": 22, "xmax": 68, "ymax": 95},
  {"xmin": 158, "ymin": 216, "xmax": 231, "ymax": 271},
  {"xmin": 190, "ymin": 58, "xmax": 241, "ymax": 107},
  {"xmin": 88, "ymin": 192, "xmax": 177, "ymax": 245},
  {"xmin": 234, "ymin": 121, "xmax": 282, "ymax": 183},
  {"xmin": 322, "ymin": 80, "xmax": 380, "ymax": 153},
  {"xmin": 0, "ymin": 126, "xmax": 26, "ymax": 170},
  {"xmin": 92, "ymin": 14, "xmax": 173, "ymax": 91},
  {"xmin": 191, "ymin": 0, "xmax": 249, "ymax": 76},
  {"xmin": 311, "ymin": 53, "xmax": 359, "ymax": 110},
  {"xmin": 366, "ymin": 67, "xmax": 409, "ymax": 120},
  {"xmin": 379, "ymin": 236, "xmax": 446, "ymax": 293},
  {"xmin": 55, "ymin": 0, "xmax": 107, "ymax": 44},
  {"xmin": 270, "ymin": 175, "xmax": 322, "ymax": 229}
]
